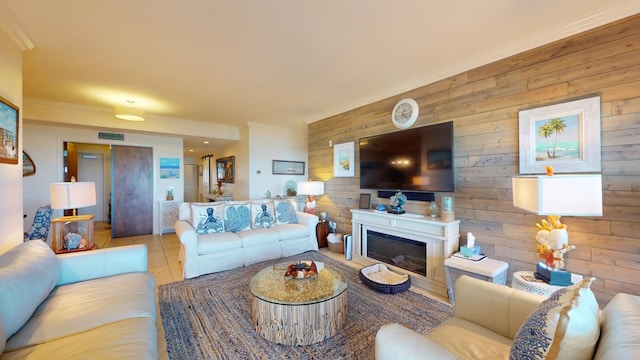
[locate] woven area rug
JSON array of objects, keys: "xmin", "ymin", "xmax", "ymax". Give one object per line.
[{"xmin": 159, "ymin": 251, "xmax": 453, "ymax": 359}]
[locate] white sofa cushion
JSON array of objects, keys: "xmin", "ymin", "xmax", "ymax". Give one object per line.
[
  {"xmin": 197, "ymin": 231, "xmax": 242, "ymax": 254},
  {"xmin": 1, "ymin": 317, "xmax": 157, "ymax": 360},
  {"xmin": 251, "ymin": 201, "xmax": 276, "ymax": 228},
  {"xmin": 224, "ymin": 202, "xmax": 251, "ymax": 232},
  {"xmin": 510, "ymin": 277, "xmax": 599, "ymax": 360},
  {"xmin": 237, "ymin": 228, "xmax": 279, "ymax": 247},
  {"xmin": 274, "ymin": 223, "xmax": 310, "ymax": 240},
  {"xmin": 191, "ymin": 203, "xmax": 225, "ymax": 234},
  {"xmin": 594, "ymin": 293, "xmax": 640, "ymax": 360},
  {"xmin": 0, "ymin": 241, "xmax": 60, "ymax": 340},
  {"xmin": 5, "ymin": 272, "xmax": 155, "ymax": 351}
]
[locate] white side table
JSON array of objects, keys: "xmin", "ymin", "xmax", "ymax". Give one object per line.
[
  {"xmin": 444, "ymin": 255, "xmax": 509, "ymax": 305},
  {"xmin": 159, "ymin": 200, "xmax": 179, "ymax": 237},
  {"xmin": 511, "ymin": 270, "xmax": 583, "ymax": 297}
]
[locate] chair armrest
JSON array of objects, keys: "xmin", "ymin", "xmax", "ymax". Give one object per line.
[
  {"xmin": 295, "ymin": 211, "xmax": 319, "ymax": 230},
  {"xmin": 454, "ymin": 275, "xmax": 545, "ymax": 339},
  {"xmin": 375, "ymin": 323, "xmax": 460, "ymax": 360},
  {"xmin": 56, "ymin": 244, "xmax": 148, "ymax": 286}
]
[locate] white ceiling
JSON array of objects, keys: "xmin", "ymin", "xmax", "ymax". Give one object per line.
[{"xmin": 2, "ymin": 0, "xmax": 639, "ymax": 155}]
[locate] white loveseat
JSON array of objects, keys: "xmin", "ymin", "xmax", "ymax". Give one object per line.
[
  {"xmin": 376, "ymin": 275, "xmax": 640, "ymax": 360},
  {"xmin": 0, "ymin": 241, "xmax": 157, "ymax": 359},
  {"xmin": 176, "ymin": 200, "xmax": 319, "ymax": 279}
]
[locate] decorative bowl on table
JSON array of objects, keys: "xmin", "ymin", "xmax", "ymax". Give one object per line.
[{"xmin": 284, "ymin": 261, "xmax": 324, "ymax": 279}]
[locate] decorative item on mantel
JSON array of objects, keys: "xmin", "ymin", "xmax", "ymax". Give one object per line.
[
  {"xmin": 512, "ymin": 166, "xmax": 603, "ymax": 285},
  {"xmin": 388, "ymin": 190, "xmax": 407, "ymax": 214},
  {"xmin": 428, "ymin": 201, "xmax": 439, "ymax": 218},
  {"xmin": 440, "ymin": 195, "xmax": 455, "ymax": 222}
]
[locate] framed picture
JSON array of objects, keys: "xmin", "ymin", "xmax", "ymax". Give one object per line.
[
  {"xmin": 334, "ymin": 141, "xmax": 355, "ymax": 177},
  {"xmin": 216, "ymin": 156, "xmax": 235, "ymax": 183},
  {"xmin": 272, "ymin": 160, "xmax": 305, "ymax": 175},
  {"xmin": 0, "ymin": 96, "xmax": 19, "ymax": 165},
  {"xmin": 359, "ymin": 193, "xmax": 371, "ymax": 209},
  {"xmin": 159, "ymin": 157, "xmax": 180, "ymax": 179},
  {"xmin": 518, "ymin": 95, "xmax": 601, "ymax": 174}
]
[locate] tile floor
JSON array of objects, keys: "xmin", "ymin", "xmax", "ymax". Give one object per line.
[{"xmin": 93, "ymin": 222, "xmax": 448, "ymax": 359}]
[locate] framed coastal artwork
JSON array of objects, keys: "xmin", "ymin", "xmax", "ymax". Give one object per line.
[
  {"xmin": 334, "ymin": 141, "xmax": 355, "ymax": 177},
  {"xmin": 0, "ymin": 96, "xmax": 19, "ymax": 165},
  {"xmin": 518, "ymin": 95, "xmax": 601, "ymax": 174},
  {"xmin": 272, "ymin": 160, "xmax": 305, "ymax": 175}
]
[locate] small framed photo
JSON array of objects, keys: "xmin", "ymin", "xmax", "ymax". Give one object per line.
[
  {"xmin": 359, "ymin": 193, "xmax": 371, "ymax": 209},
  {"xmin": 334, "ymin": 141, "xmax": 355, "ymax": 177},
  {"xmin": 216, "ymin": 156, "xmax": 235, "ymax": 183},
  {"xmin": 272, "ymin": 160, "xmax": 305, "ymax": 175},
  {"xmin": 518, "ymin": 95, "xmax": 601, "ymax": 174},
  {"xmin": 0, "ymin": 96, "xmax": 19, "ymax": 165}
]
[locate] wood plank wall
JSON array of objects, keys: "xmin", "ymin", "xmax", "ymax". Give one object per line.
[{"xmin": 308, "ymin": 14, "xmax": 640, "ymax": 305}]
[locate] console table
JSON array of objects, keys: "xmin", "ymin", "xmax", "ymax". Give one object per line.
[{"xmin": 350, "ymin": 209, "xmax": 460, "ymax": 297}]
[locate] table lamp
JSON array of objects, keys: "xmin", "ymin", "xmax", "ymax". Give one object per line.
[
  {"xmin": 512, "ymin": 172, "xmax": 602, "ymax": 285},
  {"xmin": 50, "ymin": 177, "xmax": 97, "ymax": 252},
  {"xmin": 297, "ymin": 180, "xmax": 324, "ymax": 214}
]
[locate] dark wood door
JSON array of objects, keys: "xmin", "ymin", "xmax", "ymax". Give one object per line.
[{"xmin": 111, "ymin": 145, "xmax": 153, "ymax": 238}]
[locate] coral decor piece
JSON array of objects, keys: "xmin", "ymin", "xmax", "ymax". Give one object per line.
[
  {"xmin": 545, "ymin": 165, "xmax": 554, "ymax": 176},
  {"xmin": 284, "ymin": 261, "xmax": 318, "ymax": 279},
  {"xmin": 535, "ymin": 215, "xmax": 575, "ymax": 269}
]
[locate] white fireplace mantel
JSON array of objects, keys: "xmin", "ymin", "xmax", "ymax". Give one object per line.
[{"xmin": 350, "ymin": 209, "xmax": 460, "ymax": 297}]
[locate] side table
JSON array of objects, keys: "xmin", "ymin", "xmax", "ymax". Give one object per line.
[
  {"xmin": 159, "ymin": 200, "xmax": 179, "ymax": 237},
  {"xmin": 512, "ymin": 270, "xmax": 583, "ymax": 298},
  {"xmin": 316, "ymin": 221, "xmax": 329, "ymax": 248},
  {"xmin": 444, "ymin": 255, "xmax": 509, "ymax": 305}
]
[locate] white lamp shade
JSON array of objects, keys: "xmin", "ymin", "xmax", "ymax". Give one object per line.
[
  {"xmin": 512, "ymin": 174, "xmax": 602, "ymax": 216},
  {"xmin": 297, "ymin": 181, "xmax": 324, "ymax": 196},
  {"xmin": 50, "ymin": 181, "xmax": 97, "ymax": 210}
]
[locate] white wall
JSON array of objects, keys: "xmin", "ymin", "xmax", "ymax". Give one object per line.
[
  {"xmin": 0, "ymin": 29, "xmax": 23, "ymax": 254},
  {"xmin": 23, "ymin": 122, "xmax": 184, "ymax": 235},
  {"xmin": 247, "ymin": 122, "xmax": 308, "ymax": 199}
]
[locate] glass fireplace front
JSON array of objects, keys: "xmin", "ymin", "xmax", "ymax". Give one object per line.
[{"xmin": 366, "ymin": 230, "xmax": 426, "ymax": 276}]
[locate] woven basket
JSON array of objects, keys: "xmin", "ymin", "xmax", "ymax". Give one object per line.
[
  {"xmin": 359, "ymin": 263, "xmax": 411, "ymax": 294},
  {"xmin": 328, "ymin": 240, "xmax": 344, "ymax": 253}
]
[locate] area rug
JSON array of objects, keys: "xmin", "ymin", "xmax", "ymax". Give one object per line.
[{"xmin": 159, "ymin": 251, "xmax": 453, "ymax": 359}]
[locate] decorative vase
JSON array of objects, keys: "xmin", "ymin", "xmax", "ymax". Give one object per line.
[{"xmin": 428, "ymin": 201, "xmax": 439, "ymax": 218}]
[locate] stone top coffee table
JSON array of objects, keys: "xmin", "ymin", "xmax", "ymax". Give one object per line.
[{"xmin": 249, "ymin": 261, "xmax": 348, "ymax": 346}]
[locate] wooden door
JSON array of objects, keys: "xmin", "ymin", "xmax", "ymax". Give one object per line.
[{"xmin": 111, "ymin": 145, "xmax": 153, "ymax": 238}]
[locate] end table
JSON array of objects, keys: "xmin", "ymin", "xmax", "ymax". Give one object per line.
[
  {"xmin": 511, "ymin": 270, "xmax": 583, "ymax": 298},
  {"xmin": 51, "ymin": 214, "xmax": 96, "ymax": 254},
  {"xmin": 316, "ymin": 221, "xmax": 329, "ymax": 248}
]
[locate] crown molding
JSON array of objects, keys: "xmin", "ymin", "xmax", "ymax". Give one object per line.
[{"xmin": 0, "ymin": 0, "xmax": 34, "ymax": 50}]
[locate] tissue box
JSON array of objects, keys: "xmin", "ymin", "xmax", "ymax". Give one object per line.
[{"xmin": 460, "ymin": 245, "xmax": 481, "ymax": 257}]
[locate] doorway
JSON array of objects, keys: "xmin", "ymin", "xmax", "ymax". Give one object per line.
[{"xmin": 77, "ymin": 152, "xmax": 105, "ymax": 221}]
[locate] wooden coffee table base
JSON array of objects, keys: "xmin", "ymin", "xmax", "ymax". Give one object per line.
[{"xmin": 251, "ymin": 291, "xmax": 348, "ymax": 346}]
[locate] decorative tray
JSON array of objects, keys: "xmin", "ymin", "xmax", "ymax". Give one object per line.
[{"xmin": 359, "ymin": 263, "xmax": 411, "ymax": 294}]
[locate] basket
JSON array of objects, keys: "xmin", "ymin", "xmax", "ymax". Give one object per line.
[
  {"xmin": 359, "ymin": 263, "xmax": 411, "ymax": 294},
  {"xmin": 328, "ymin": 240, "xmax": 344, "ymax": 253},
  {"xmin": 327, "ymin": 233, "xmax": 344, "ymax": 253}
]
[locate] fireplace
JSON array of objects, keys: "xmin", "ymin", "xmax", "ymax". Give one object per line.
[{"xmin": 366, "ymin": 230, "xmax": 426, "ymax": 276}]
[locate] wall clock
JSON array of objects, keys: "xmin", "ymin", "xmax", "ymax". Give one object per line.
[{"xmin": 391, "ymin": 98, "xmax": 419, "ymax": 129}]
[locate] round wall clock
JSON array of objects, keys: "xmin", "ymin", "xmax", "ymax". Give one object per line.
[{"xmin": 391, "ymin": 98, "xmax": 419, "ymax": 129}]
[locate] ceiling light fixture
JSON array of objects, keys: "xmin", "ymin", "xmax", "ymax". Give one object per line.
[{"xmin": 115, "ymin": 100, "xmax": 145, "ymax": 121}]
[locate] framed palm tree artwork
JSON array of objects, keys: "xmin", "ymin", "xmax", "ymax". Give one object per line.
[{"xmin": 518, "ymin": 95, "xmax": 601, "ymax": 174}]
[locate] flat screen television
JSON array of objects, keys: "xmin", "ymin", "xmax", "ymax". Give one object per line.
[{"xmin": 359, "ymin": 121, "xmax": 454, "ymax": 192}]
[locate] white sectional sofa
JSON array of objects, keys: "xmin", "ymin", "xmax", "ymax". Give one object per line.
[
  {"xmin": 0, "ymin": 241, "xmax": 157, "ymax": 360},
  {"xmin": 176, "ymin": 199, "xmax": 319, "ymax": 279}
]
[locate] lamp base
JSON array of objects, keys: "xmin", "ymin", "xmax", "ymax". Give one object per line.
[{"xmin": 534, "ymin": 262, "xmax": 573, "ymax": 286}]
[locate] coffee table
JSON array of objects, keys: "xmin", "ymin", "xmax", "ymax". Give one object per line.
[{"xmin": 249, "ymin": 261, "xmax": 348, "ymax": 345}]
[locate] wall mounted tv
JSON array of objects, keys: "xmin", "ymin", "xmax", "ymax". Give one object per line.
[{"xmin": 359, "ymin": 121, "xmax": 454, "ymax": 193}]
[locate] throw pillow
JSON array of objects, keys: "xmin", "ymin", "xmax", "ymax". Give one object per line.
[
  {"xmin": 275, "ymin": 199, "xmax": 298, "ymax": 225},
  {"xmin": 510, "ymin": 277, "xmax": 600, "ymax": 360},
  {"xmin": 251, "ymin": 201, "xmax": 276, "ymax": 229},
  {"xmin": 191, "ymin": 203, "xmax": 225, "ymax": 234},
  {"xmin": 224, "ymin": 202, "xmax": 251, "ymax": 232}
]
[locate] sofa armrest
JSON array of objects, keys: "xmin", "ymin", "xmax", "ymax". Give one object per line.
[
  {"xmin": 56, "ymin": 244, "xmax": 148, "ymax": 286},
  {"xmin": 375, "ymin": 323, "xmax": 460, "ymax": 360},
  {"xmin": 295, "ymin": 211, "xmax": 319, "ymax": 230},
  {"xmin": 453, "ymin": 275, "xmax": 545, "ymax": 339}
]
